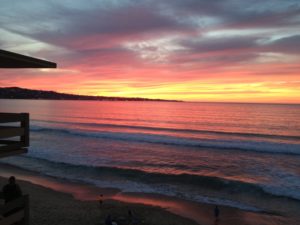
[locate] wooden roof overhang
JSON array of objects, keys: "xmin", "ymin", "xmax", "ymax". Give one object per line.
[{"xmin": 0, "ymin": 49, "xmax": 56, "ymax": 68}]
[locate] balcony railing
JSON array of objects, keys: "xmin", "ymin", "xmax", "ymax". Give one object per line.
[
  {"xmin": 0, "ymin": 195, "xmax": 29, "ymax": 225},
  {"xmin": 0, "ymin": 113, "xmax": 29, "ymax": 158}
]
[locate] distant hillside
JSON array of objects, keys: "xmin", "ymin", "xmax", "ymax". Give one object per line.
[{"xmin": 0, "ymin": 87, "xmax": 179, "ymax": 102}]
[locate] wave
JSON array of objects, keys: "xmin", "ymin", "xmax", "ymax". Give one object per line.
[
  {"xmin": 30, "ymin": 125, "xmax": 300, "ymax": 155},
  {"xmin": 2, "ymin": 156, "xmax": 300, "ymax": 204},
  {"xmin": 33, "ymin": 119, "xmax": 300, "ymax": 141}
]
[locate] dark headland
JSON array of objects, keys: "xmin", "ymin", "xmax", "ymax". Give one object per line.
[{"xmin": 0, "ymin": 87, "xmax": 180, "ymax": 102}]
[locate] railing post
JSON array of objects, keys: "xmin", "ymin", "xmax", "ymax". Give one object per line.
[
  {"xmin": 23, "ymin": 195, "xmax": 29, "ymax": 225},
  {"xmin": 20, "ymin": 113, "xmax": 29, "ymax": 147}
]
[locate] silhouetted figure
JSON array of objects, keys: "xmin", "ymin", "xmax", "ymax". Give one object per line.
[
  {"xmin": 99, "ymin": 194, "xmax": 103, "ymax": 207},
  {"xmin": 214, "ymin": 205, "xmax": 220, "ymax": 220},
  {"xmin": 2, "ymin": 176, "xmax": 22, "ymax": 203},
  {"xmin": 128, "ymin": 209, "xmax": 133, "ymax": 223}
]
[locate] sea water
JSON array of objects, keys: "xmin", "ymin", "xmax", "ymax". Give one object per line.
[{"xmin": 1, "ymin": 99, "xmax": 300, "ymax": 212}]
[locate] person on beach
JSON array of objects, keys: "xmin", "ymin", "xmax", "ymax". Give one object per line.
[
  {"xmin": 2, "ymin": 176, "xmax": 22, "ymax": 203},
  {"xmin": 98, "ymin": 194, "xmax": 103, "ymax": 207},
  {"xmin": 214, "ymin": 205, "xmax": 220, "ymax": 220}
]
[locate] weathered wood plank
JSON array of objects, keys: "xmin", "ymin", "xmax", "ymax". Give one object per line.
[
  {"xmin": 0, "ymin": 140, "xmax": 20, "ymax": 145},
  {"xmin": 0, "ymin": 195, "xmax": 27, "ymax": 213},
  {"xmin": 0, "ymin": 210, "xmax": 25, "ymax": 225},
  {"xmin": 0, "ymin": 113, "xmax": 28, "ymax": 123},
  {"xmin": 0, "ymin": 148, "xmax": 27, "ymax": 158},
  {"xmin": 0, "ymin": 143, "xmax": 25, "ymax": 151},
  {"xmin": 0, "ymin": 195, "xmax": 29, "ymax": 225},
  {"xmin": 0, "ymin": 127, "xmax": 25, "ymax": 138}
]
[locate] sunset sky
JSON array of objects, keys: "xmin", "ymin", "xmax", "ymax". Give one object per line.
[{"xmin": 0, "ymin": 0, "xmax": 300, "ymax": 103}]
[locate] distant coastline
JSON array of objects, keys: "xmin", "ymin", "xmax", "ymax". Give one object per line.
[{"xmin": 0, "ymin": 87, "xmax": 181, "ymax": 102}]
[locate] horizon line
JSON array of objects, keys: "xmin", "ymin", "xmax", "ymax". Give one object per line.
[{"xmin": 1, "ymin": 86, "xmax": 300, "ymax": 105}]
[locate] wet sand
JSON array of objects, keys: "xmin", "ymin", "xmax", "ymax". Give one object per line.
[{"xmin": 0, "ymin": 163, "xmax": 296, "ymax": 225}]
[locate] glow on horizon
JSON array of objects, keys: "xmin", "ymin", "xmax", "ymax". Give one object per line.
[
  {"xmin": 68, "ymin": 80, "xmax": 298, "ymax": 103},
  {"xmin": 0, "ymin": 0, "xmax": 300, "ymax": 103}
]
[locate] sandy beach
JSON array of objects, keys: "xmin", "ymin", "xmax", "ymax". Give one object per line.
[
  {"xmin": 0, "ymin": 176, "xmax": 197, "ymax": 225},
  {"xmin": 1, "ymin": 163, "xmax": 296, "ymax": 225}
]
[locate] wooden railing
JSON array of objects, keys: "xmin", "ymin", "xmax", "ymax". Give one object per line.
[
  {"xmin": 0, "ymin": 195, "xmax": 29, "ymax": 225},
  {"xmin": 0, "ymin": 113, "xmax": 29, "ymax": 158}
]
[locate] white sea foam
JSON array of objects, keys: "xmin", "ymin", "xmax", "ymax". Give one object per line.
[{"xmin": 30, "ymin": 125, "xmax": 300, "ymax": 155}]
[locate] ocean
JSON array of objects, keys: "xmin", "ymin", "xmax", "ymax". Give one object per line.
[{"xmin": 1, "ymin": 99, "xmax": 300, "ymax": 213}]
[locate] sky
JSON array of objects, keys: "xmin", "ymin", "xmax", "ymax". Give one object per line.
[{"xmin": 0, "ymin": 0, "xmax": 300, "ymax": 103}]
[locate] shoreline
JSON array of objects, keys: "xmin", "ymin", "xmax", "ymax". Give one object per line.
[
  {"xmin": 0, "ymin": 178, "xmax": 197, "ymax": 225},
  {"xmin": 0, "ymin": 162, "xmax": 294, "ymax": 225}
]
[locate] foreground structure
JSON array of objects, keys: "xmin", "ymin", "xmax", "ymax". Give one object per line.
[{"xmin": 0, "ymin": 49, "xmax": 56, "ymax": 225}]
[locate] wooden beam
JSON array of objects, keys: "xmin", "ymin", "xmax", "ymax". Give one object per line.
[
  {"xmin": 0, "ymin": 114, "xmax": 21, "ymax": 123},
  {"xmin": 0, "ymin": 142, "xmax": 25, "ymax": 150},
  {"xmin": 0, "ymin": 140, "xmax": 22, "ymax": 145},
  {"xmin": 0, "ymin": 195, "xmax": 29, "ymax": 225},
  {"xmin": 0, "ymin": 113, "xmax": 28, "ymax": 123},
  {"xmin": 0, "ymin": 210, "xmax": 25, "ymax": 225},
  {"xmin": 0, "ymin": 49, "xmax": 56, "ymax": 68},
  {"xmin": 0, "ymin": 148, "xmax": 27, "ymax": 158},
  {"xmin": 0, "ymin": 195, "xmax": 28, "ymax": 214},
  {"xmin": 0, "ymin": 127, "xmax": 25, "ymax": 138}
]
